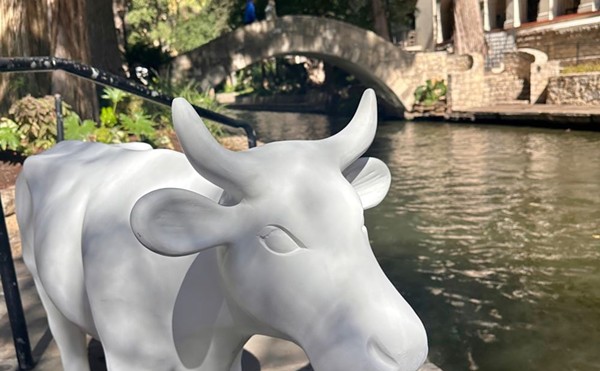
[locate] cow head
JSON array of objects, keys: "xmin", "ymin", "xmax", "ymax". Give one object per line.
[{"xmin": 130, "ymin": 89, "xmax": 428, "ymax": 371}]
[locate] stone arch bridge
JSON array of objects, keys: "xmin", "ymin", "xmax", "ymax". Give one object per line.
[{"xmin": 168, "ymin": 16, "xmax": 446, "ymax": 112}]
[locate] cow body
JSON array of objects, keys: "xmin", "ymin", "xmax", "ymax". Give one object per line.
[
  {"xmin": 18, "ymin": 143, "xmax": 239, "ymax": 370},
  {"xmin": 17, "ymin": 90, "xmax": 428, "ymax": 371}
]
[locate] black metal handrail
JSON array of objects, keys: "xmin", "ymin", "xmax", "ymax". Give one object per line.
[
  {"xmin": 0, "ymin": 56, "xmax": 257, "ymax": 148},
  {"xmin": 1, "ymin": 197, "xmax": 35, "ymax": 370}
]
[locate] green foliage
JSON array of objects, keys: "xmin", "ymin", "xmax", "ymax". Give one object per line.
[
  {"xmin": 268, "ymin": 1, "xmax": 371, "ymax": 28},
  {"xmin": 91, "ymin": 127, "xmax": 126, "ymax": 144},
  {"xmin": 249, "ymin": 0, "xmax": 417, "ymax": 37},
  {"xmin": 100, "ymin": 107, "xmax": 119, "ymax": 127},
  {"xmin": 126, "ymin": 0, "xmax": 232, "ymax": 57},
  {"xmin": 228, "ymin": 57, "xmax": 312, "ymax": 97},
  {"xmin": 153, "ymin": 79, "xmax": 226, "ymax": 139},
  {"xmin": 67, "ymin": 87, "xmax": 166, "ymax": 145},
  {"xmin": 64, "ymin": 116, "xmax": 97, "ymax": 141},
  {"xmin": 0, "ymin": 83, "xmax": 229, "ymax": 156},
  {"xmin": 0, "ymin": 118, "xmax": 21, "ymax": 151},
  {"xmin": 7, "ymin": 95, "xmax": 72, "ymax": 154},
  {"xmin": 414, "ymin": 79, "xmax": 447, "ymax": 106},
  {"xmin": 119, "ymin": 112, "xmax": 156, "ymax": 139},
  {"xmin": 102, "ymin": 87, "xmax": 129, "ymax": 110},
  {"xmin": 0, "ymin": 87, "xmax": 179, "ymax": 156}
]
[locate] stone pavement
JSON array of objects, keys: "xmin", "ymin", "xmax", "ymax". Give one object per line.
[
  {"xmin": 447, "ymin": 104, "xmax": 600, "ymax": 128},
  {"xmin": 1, "ymin": 259, "xmax": 441, "ymax": 371}
]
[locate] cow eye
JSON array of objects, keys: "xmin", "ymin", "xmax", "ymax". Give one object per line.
[{"xmin": 258, "ymin": 225, "xmax": 305, "ymax": 255}]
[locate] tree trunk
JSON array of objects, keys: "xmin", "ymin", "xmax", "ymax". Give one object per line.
[
  {"xmin": 371, "ymin": 0, "xmax": 391, "ymax": 41},
  {"xmin": 85, "ymin": 0, "xmax": 125, "ymax": 112},
  {"xmin": 1, "ymin": 0, "xmax": 122, "ymax": 119},
  {"xmin": 113, "ymin": 0, "xmax": 128, "ymax": 59},
  {"xmin": 453, "ymin": 0, "xmax": 487, "ymax": 55},
  {"xmin": 49, "ymin": 0, "xmax": 99, "ymax": 119},
  {"xmin": 86, "ymin": 0, "xmax": 124, "ymax": 75},
  {"xmin": 0, "ymin": 0, "xmax": 52, "ymax": 112}
]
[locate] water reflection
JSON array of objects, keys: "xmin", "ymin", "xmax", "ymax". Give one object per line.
[
  {"xmin": 228, "ymin": 111, "xmax": 600, "ymax": 371},
  {"xmin": 229, "ymin": 110, "xmax": 336, "ymax": 142},
  {"xmin": 367, "ymin": 122, "xmax": 600, "ymax": 371}
]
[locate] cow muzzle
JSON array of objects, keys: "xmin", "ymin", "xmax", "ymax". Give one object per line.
[{"xmin": 303, "ymin": 299, "xmax": 428, "ymax": 371}]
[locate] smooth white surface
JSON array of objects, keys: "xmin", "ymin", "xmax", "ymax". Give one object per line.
[{"xmin": 16, "ymin": 89, "xmax": 428, "ymax": 371}]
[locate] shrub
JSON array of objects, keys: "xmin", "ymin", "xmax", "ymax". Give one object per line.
[
  {"xmin": 65, "ymin": 87, "xmax": 168, "ymax": 147},
  {"xmin": 414, "ymin": 79, "xmax": 447, "ymax": 106},
  {"xmin": 1, "ymin": 82, "xmax": 227, "ymax": 156},
  {"xmin": 8, "ymin": 95, "xmax": 72, "ymax": 154},
  {"xmin": 149, "ymin": 79, "xmax": 225, "ymax": 139},
  {"xmin": 0, "ymin": 118, "xmax": 20, "ymax": 151}
]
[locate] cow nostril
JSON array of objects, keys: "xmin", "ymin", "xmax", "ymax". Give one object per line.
[{"xmin": 367, "ymin": 337, "xmax": 399, "ymax": 369}]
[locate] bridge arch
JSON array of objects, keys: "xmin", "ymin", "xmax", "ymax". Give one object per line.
[{"xmin": 168, "ymin": 16, "xmax": 421, "ymax": 110}]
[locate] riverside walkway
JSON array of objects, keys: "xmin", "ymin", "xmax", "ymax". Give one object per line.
[{"xmin": 447, "ymin": 104, "xmax": 600, "ymax": 129}]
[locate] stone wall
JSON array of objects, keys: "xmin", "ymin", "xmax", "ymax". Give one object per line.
[
  {"xmin": 448, "ymin": 54, "xmax": 474, "ymax": 72},
  {"xmin": 405, "ymin": 52, "xmax": 476, "ymax": 112},
  {"xmin": 547, "ymin": 73, "xmax": 600, "ymax": 105},
  {"xmin": 483, "ymin": 52, "xmax": 533, "ymax": 104},
  {"xmin": 395, "ymin": 51, "xmax": 450, "ymax": 110},
  {"xmin": 447, "ymin": 54, "xmax": 485, "ymax": 110},
  {"xmin": 529, "ymin": 56, "xmax": 560, "ymax": 104},
  {"xmin": 517, "ymin": 22, "xmax": 600, "ymax": 64}
]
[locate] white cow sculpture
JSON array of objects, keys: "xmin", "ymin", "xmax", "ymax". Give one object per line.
[{"xmin": 16, "ymin": 89, "xmax": 428, "ymax": 371}]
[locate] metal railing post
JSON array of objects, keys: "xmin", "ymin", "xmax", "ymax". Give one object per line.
[
  {"xmin": 55, "ymin": 94, "xmax": 64, "ymax": 142},
  {"xmin": 0, "ymin": 195, "xmax": 35, "ymax": 370}
]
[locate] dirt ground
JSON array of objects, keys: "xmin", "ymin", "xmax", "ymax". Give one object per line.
[{"xmin": 0, "ymin": 151, "xmax": 24, "ymax": 190}]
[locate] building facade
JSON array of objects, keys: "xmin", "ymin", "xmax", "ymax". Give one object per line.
[{"xmin": 413, "ymin": 0, "xmax": 600, "ymax": 68}]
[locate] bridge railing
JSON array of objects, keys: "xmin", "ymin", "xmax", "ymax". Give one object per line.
[{"xmin": 0, "ymin": 56, "xmax": 257, "ymax": 370}]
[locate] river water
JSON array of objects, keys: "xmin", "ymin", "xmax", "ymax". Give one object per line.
[{"xmin": 231, "ymin": 110, "xmax": 600, "ymax": 371}]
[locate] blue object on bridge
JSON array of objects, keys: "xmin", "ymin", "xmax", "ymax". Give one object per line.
[{"xmin": 244, "ymin": 0, "xmax": 256, "ymax": 24}]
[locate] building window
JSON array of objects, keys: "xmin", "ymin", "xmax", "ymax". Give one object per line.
[
  {"xmin": 564, "ymin": 0, "xmax": 581, "ymax": 14},
  {"xmin": 495, "ymin": 0, "xmax": 506, "ymax": 28},
  {"xmin": 526, "ymin": 0, "xmax": 539, "ymax": 21}
]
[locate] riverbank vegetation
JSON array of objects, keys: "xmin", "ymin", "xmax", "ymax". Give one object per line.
[{"xmin": 0, "ymin": 82, "xmax": 225, "ymax": 156}]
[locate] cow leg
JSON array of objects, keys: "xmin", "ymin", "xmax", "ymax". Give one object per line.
[{"xmin": 34, "ymin": 278, "xmax": 90, "ymax": 371}]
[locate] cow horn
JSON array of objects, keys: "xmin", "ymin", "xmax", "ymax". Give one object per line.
[
  {"xmin": 171, "ymin": 98, "xmax": 253, "ymax": 199},
  {"xmin": 319, "ymin": 89, "xmax": 378, "ymax": 169}
]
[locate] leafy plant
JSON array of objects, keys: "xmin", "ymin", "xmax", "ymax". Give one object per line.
[
  {"xmin": 414, "ymin": 79, "xmax": 447, "ymax": 106},
  {"xmin": 153, "ymin": 79, "xmax": 225, "ymax": 139},
  {"xmin": 4, "ymin": 85, "xmax": 208, "ymax": 156},
  {"xmin": 7, "ymin": 95, "xmax": 74, "ymax": 154},
  {"xmin": 100, "ymin": 107, "xmax": 119, "ymax": 127},
  {"xmin": 119, "ymin": 112, "xmax": 156, "ymax": 139},
  {"xmin": 0, "ymin": 118, "xmax": 21, "ymax": 151},
  {"xmin": 64, "ymin": 115, "xmax": 97, "ymax": 141},
  {"xmin": 102, "ymin": 87, "xmax": 130, "ymax": 111}
]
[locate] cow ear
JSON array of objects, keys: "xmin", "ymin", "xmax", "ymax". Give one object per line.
[
  {"xmin": 130, "ymin": 188, "xmax": 238, "ymax": 256},
  {"xmin": 343, "ymin": 157, "xmax": 391, "ymax": 210}
]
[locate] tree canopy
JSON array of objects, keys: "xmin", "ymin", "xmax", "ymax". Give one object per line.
[{"xmin": 125, "ymin": 0, "xmax": 418, "ymax": 58}]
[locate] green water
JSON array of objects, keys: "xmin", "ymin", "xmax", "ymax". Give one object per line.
[{"xmin": 232, "ymin": 110, "xmax": 600, "ymax": 371}]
